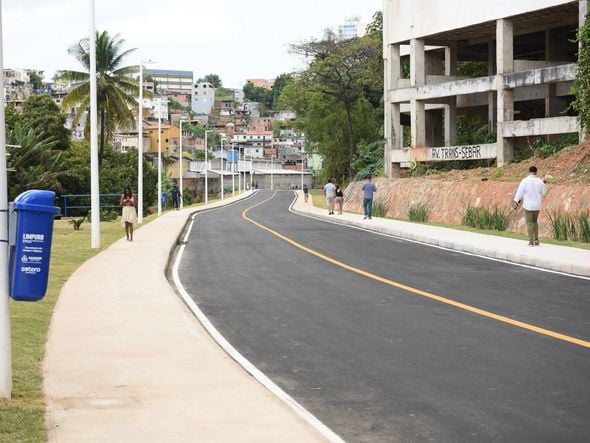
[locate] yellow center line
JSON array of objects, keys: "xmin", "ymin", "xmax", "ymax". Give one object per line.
[{"xmin": 242, "ymin": 192, "xmax": 590, "ymax": 349}]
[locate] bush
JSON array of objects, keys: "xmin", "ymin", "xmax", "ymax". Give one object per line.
[
  {"xmin": 408, "ymin": 202, "xmax": 430, "ymax": 222},
  {"xmin": 183, "ymin": 187, "xmax": 193, "ymax": 205},
  {"xmin": 462, "ymin": 203, "xmax": 509, "ymax": 231},
  {"xmin": 372, "ymin": 201, "xmax": 388, "ymax": 218},
  {"xmin": 548, "ymin": 211, "xmax": 590, "ymax": 243},
  {"xmin": 88, "ymin": 209, "xmax": 119, "ymax": 222}
]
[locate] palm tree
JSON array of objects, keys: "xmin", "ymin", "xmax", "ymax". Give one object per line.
[{"xmin": 57, "ymin": 31, "xmax": 139, "ymax": 167}]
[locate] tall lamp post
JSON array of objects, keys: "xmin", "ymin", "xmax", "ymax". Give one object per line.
[
  {"xmin": 204, "ymin": 130, "xmax": 212, "ymax": 204},
  {"xmin": 270, "ymin": 154, "xmax": 274, "ymax": 190},
  {"xmin": 89, "ymin": 0, "xmax": 99, "ymax": 248},
  {"xmin": 179, "ymin": 118, "xmax": 187, "ymax": 209},
  {"xmin": 0, "ymin": 0, "xmax": 11, "ymax": 399},
  {"xmin": 156, "ymin": 98, "xmax": 163, "ymax": 216},
  {"xmin": 137, "ymin": 59, "xmax": 154, "ymax": 223},
  {"xmin": 220, "ymin": 137, "xmax": 225, "ymax": 201},
  {"xmin": 231, "ymin": 143, "xmax": 235, "ymax": 196},
  {"xmin": 300, "ymin": 150, "xmax": 305, "ymax": 190}
]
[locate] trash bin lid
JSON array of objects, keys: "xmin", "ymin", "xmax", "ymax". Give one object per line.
[{"xmin": 13, "ymin": 190, "xmax": 60, "ymax": 214}]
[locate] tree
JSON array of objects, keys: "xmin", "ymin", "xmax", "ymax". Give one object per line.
[
  {"xmin": 57, "ymin": 31, "xmax": 139, "ymax": 167},
  {"xmin": 6, "ymin": 123, "xmax": 74, "ymax": 199},
  {"xmin": 243, "ymin": 81, "xmax": 273, "ymax": 109},
  {"xmin": 287, "ymin": 26, "xmax": 382, "ymax": 180},
  {"xmin": 271, "ymin": 73, "xmax": 293, "ymax": 109},
  {"xmin": 21, "ymin": 94, "xmax": 71, "ymax": 150},
  {"xmin": 198, "ymin": 74, "xmax": 222, "ymax": 88},
  {"xmin": 573, "ymin": 13, "xmax": 590, "ymax": 135}
]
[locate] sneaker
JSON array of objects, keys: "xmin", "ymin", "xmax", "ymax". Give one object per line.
[
  {"xmin": 363, "ymin": 216, "xmax": 368, "ymax": 219},
  {"xmin": 533, "ymin": 240, "xmax": 540, "ymax": 246},
  {"xmin": 528, "ymin": 241, "xmax": 534, "ymax": 246},
  {"xmin": 368, "ymin": 217, "xmax": 372, "ymax": 220}
]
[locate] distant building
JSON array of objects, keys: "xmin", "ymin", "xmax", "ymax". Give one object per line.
[
  {"xmin": 232, "ymin": 130, "xmax": 273, "ymax": 158},
  {"xmin": 245, "ymin": 79, "xmax": 274, "ymax": 90},
  {"xmin": 144, "ymin": 69, "xmax": 193, "ymax": 93},
  {"xmin": 323, "ymin": 16, "xmax": 367, "ymax": 41},
  {"xmin": 192, "ymin": 82, "xmax": 215, "ymax": 115},
  {"xmin": 383, "ymin": 0, "xmax": 582, "ymax": 175}
]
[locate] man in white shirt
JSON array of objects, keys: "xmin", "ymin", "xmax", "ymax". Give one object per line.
[
  {"xmin": 324, "ymin": 179, "xmax": 336, "ymax": 215},
  {"xmin": 513, "ymin": 166, "xmax": 548, "ymax": 246}
]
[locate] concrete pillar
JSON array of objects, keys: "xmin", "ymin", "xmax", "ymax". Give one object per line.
[
  {"xmin": 390, "ymin": 103, "xmax": 402, "ymax": 177},
  {"xmin": 444, "ymin": 97, "xmax": 457, "ymax": 146},
  {"xmin": 410, "ymin": 38, "xmax": 425, "ymax": 86},
  {"xmin": 411, "ymin": 99, "xmax": 426, "ymax": 147},
  {"xmin": 487, "ymin": 38, "xmax": 497, "ymax": 131},
  {"xmin": 410, "ymin": 39, "xmax": 426, "ymax": 149},
  {"xmin": 385, "ymin": 44, "xmax": 402, "ymax": 177},
  {"xmin": 389, "ymin": 44, "xmax": 401, "ymax": 89},
  {"xmin": 496, "ymin": 19, "xmax": 514, "ymax": 166},
  {"xmin": 444, "ymin": 43, "xmax": 457, "ymax": 76}
]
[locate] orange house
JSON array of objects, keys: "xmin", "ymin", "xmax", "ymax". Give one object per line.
[{"xmin": 144, "ymin": 122, "xmax": 181, "ymax": 154}]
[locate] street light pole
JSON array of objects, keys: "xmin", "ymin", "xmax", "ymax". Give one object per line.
[
  {"xmin": 89, "ymin": 0, "xmax": 100, "ymax": 248},
  {"xmin": 220, "ymin": 137, "xmax": 225, "ymax": 200},
  {"xmin": 157, "ymin": 98, "xmax": 162, "ymax": 216},
  {"xmin": 204, "ymin": 130, "xmax": 211, "ymax": 204},
  {"xmin": 301, "ymin": 150, "xmax": 304, "ymax": 190},
  {"xmin": 179, "ymin": 119, "xmax": 185, "ymax": 209},
  {"xmin": 0, "ymin": 0, "xmax": 12, "ymax": 399},
  {"xmin": 237, "ymin": 146, "xmax": 241, "ymax": 193},
  {"xmin": 137, "ymin": 59, "xmax": 154, "ymax": 223},
  {"xmin": 271, "ymin": 155, "xmax": 274, "ymax": 190},
  {"xmin": 231, "ymin": 144, "xmax": 235, "ymax": 196}
]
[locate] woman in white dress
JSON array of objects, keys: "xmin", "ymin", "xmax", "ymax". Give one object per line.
[{"xmin": 120, "ymin": 186, "xmax": 137, "ymax": 241}]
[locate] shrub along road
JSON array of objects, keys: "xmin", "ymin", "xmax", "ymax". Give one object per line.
[{"xmin": 178, "ymin": 190, "xmax": 590, "ymax": 442}]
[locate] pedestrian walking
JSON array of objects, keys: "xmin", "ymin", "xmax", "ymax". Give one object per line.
[
  {"xmin": 170, "ymin": 185, "xmax": 182, "ymax": 210},
  {"xmin": 513, "ymin": 165, "xmax": 547, "ymax": 246},
  {"xmin": 120, "ymin": 186, "xmax": 137, "ymax": 241},
  {"xmin": 302, "ymin": 183, "xmax": 309, "ymax": 202},
  {"xmin": 324, "ymin": 179, "xmax": 336, "ymax": 215},
  {"xmin": 335, "ymin": 184, "xmax": 344, "ymax": 214},
  {"xmin": 361, "ymin": 177, "xmax": 377, "ymax": 219}
]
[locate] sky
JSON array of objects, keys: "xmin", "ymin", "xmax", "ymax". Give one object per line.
[{"xmin": 2, "ymin": 0, "xmax": 382, "ymax": 89}]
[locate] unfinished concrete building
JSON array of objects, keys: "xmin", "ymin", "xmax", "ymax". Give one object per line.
[{"xmin": 383, "ymin": 0, "xmax": 586, "ymax": 176}]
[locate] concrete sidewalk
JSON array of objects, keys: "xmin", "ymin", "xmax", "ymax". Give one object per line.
[
  {"xmin": 43, "ymin": 190, "xmax": 589, "ymax": 443},
  {"xmin": 43, "ymin": 193, "xmax": 328, "ymax": 443},
  {"xmin": 292, "ymin": 191, "xmax": 590, "ymax": 278}
]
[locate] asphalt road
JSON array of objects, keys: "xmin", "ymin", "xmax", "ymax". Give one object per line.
[{"xmin": 178, "ymin": 191, "xmax": 590, "ymax": 442}]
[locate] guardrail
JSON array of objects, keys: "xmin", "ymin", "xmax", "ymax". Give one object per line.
[{"xmin": 59, "ymin": 193, "xmax": 121, "ymax": 217}]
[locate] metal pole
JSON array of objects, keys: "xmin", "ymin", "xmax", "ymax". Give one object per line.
[
  {"xmin": 204, "ymin": 130, "xmax": 210, "ymax": 204},
  {"xmin": 271, "ymin": 155, "xmax": 274, "ymax": 190},
  {"xmin": 179, "ymin": 119, "xmax": 184, "ymax": 209},
  {"xmin": 0, "ymin": 0, "xmax": 12, "ymax": 399},
  {"xmin": 89, "ymin": 0, "xmax": 100, "ymax": 248},
  {"xmin": 301, "ymin": 151, "xmax": 304, "ymax": 190},
  {"xmin": 231, "ymin": 145, "xmax": 235, "ymax": 196},
  {"xmin": 220, "ymin": 138, "xmax": 224, "ymax": 200},
  {"xmin": 157, "ymin": 98, "xmax": 162, "ymax": 216},
  {"xmin": 250, "ymin": 153, "xmax": 253, "ymax": 190},
  {"xmin": 137, "ymin": 62, "xmax": 144, "ymax": 223},
  {"xmin": 238, "ymin": 146, "xmax": 241, "ymax": 193}
]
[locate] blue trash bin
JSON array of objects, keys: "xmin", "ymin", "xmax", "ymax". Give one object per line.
[{"xmin": 10, "ymin": 190, "xmax": 60, "ymax": 301}]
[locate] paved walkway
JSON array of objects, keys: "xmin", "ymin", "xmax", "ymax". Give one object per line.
[{"xmin": 43, "ymin": 190, "xmax": 590, "ymax": 442}]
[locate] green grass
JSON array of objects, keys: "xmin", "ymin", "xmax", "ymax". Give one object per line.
[
  {"xmin": 0, "ymin": 214, "xmax": 159, "ymax": 442},
  {"xmin": 548, "ymin": 211, "xmax": 590, "ymax": 243},
  {"xmin": 408, "ymin": 202, "xmax": 430, "ymax": 222},
  {"xmin": 310, "ymin": 189, "xmax": 328, "ymax": 209},
  {"xmin": 462, "ymin": 203, "xmax": 510, "ymax": 231}
]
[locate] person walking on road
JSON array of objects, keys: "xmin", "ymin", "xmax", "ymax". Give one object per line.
[
  {"xmin": 120, "ymin": 186, "xmax": 137, "ymax": 241},
  {"xmin": 362, "ymin": 177, "xmax": 377, "ymax": 219},
  {"xmin": 302, "ymin": 183, "xmax": 309, "ymax": 202},
  {"xmin": 324, "ymin": 179, "xmax": 336, "ymax": 215},
  {"xmin": 513, "ymin": 165, "xmax": 547, "ymax": 246},
  {"xmin": 335, "ymin": 184, "xmax": 344, "ymax": 214}
]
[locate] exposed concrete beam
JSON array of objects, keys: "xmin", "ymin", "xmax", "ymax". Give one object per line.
[
  {"xmin": 501, "ymin": 116, "xmax": 580, "ymax": 137},
  {"xmin": 496, "ymin": 19, "xmax": 514, "ymax": 75},
  {"xmin": 410, "ymin": 99, "xmax": 426, "ymax": 147},
  {"xmin": 389, "ymin": 64, "xmax": 576, "ymax": 103}
]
